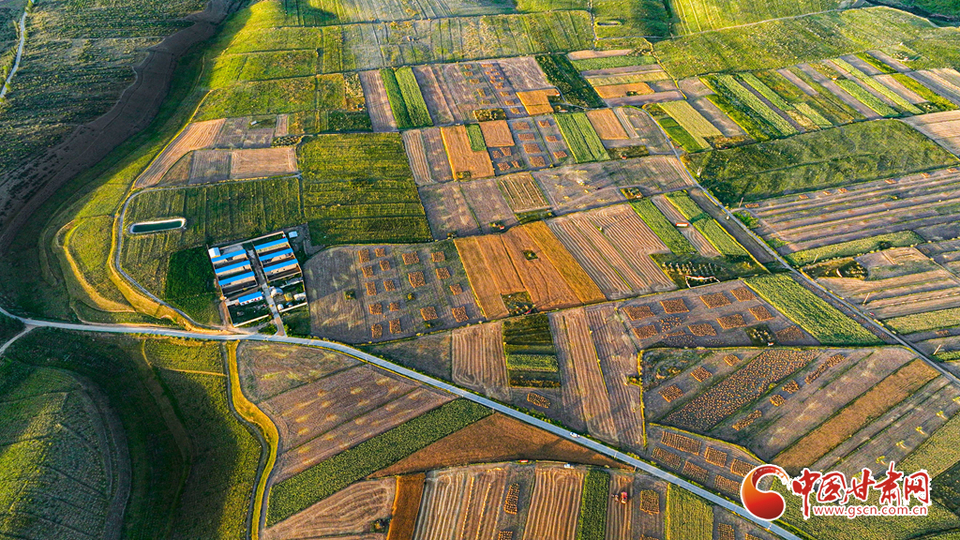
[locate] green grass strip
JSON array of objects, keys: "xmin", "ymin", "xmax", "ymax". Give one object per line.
[
  {"xmin": 556, "ymin": 112, "xmax": 609, "ymax": 163},
  {"xmin": 630, "ymin": 200, "xmax": 696, "ymax": 255},
  {"xmin": 786, "ymin": 231, "xmax": 924, "ymax": 266},
  {"xmin": 664, "ymin": 192, "xmax": 708, "ymax": 222},
  {"xmin": 576, "ymin": 469, "xmax": 610, "ymax": 540},
  {"xmin": 886, "ymin": 307, "xmax": 960, "ymax": 335},
  {"xmin": 380, "ymin": 68, "xmax": 413, "ymax": 129},
  {"xmin": 267, "ymin": 399, "xmax": 491, "ymax": 524},
  {"xmin": 892, "ymin": 73, "xmax": 958, "ymax": 111},
  {"xmin": 571, "ymin": 55, "xmax": 658, "ymax": 71},
  {"xmin": 645, "ymin": 103, "xmax": 707, "ymax": 152},
  {"xmin": 665, "ymin": 485, "xmax": 712, "ymax": 540},
  {"xmin": 695, "ymin": 219, "xmax": 750, "ymax": 258},
  {"xmin": 746, "ymin": 274, "xmax": 880, "ymax": 345},
  {"xmin": 836, "ymin": 79, "xmax": 899, "ymax": 117},
  {"xmin": 855, "ymin": 52, "xmax": 897, "ymax": 74},
  {"xmin": 794, "ymin": 102, "xmax": 832, "ymax": 128},
  {"xmin": 713, "ymin": 75, "xmax": 798, "ymax": 137},
  {"xmin": 396, "ymin": 67, "xmax": 432, "ymax": 127},
  {"xmin": 466, "ymin": 124, "xmax": 486, "ymax": 152},
  {"xmin": 832, "ymin": 58, "xmax": 921, "ymax": 114}
]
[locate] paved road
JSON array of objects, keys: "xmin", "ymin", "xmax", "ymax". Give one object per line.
[{"xmin": 0, "ymin": 305, "xmax": 800, "ymax": 540}]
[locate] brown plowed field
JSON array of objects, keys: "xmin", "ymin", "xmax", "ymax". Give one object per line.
[
  {"xmin": 585, "ymin": 305, "xmax": 645, "ymax": 449},
  {"xmin": 387, "ymin": 474, "xmax": 425, "ymax": 540},
  {"xmin": 230, "ymin": 147, "xmax": 297, "ymax": 179},
  {"xmin": 480, "ymin": 120, "xmax": 516, "ymax": 147},
  {"xmin": 373, "ymin": 413, "xmax": 625, "ymax": 478},
  {"xmin": 553, "ymin": 308, "xmax": 619, "ymax": 444},
  {"xmin": 522, "ymin": 464, "xmax": 584, "ymax": 540},
  {"xmin": 595, "ymin": 83, "xmax": 653, "ymax": 99},
  {"xmin": 587, "ymin": 108, "xmax": 629, "ymax": 140},
  {"xmin": 501, "ymin": 226, "xmax": 581, "ymax": 310},
  {"xmin": 403, "ymin": 130, "xmax": 434, "ymax": 185},
  {"xmin": 452, "ymin": 322, "xmax": 510, "ymax": 401},
  {"xmin": 413, "ymin": 466, "xmax": 508, "ymax": 540},
  {"xmin": 137, "ymin": 119, "xmax": 225, "ymax": 187},
  {"xmin": 263, "ymin": 479, "xmax": 395, "ymax": 539},
  {"xmin": 775, "ymin": 358, "xmax": 939, "ymax": 471},
  {"xmin": 442, "ymin": 125, "xmax": 495, "ymax": 179},
  {"xmin": 237, "ymin": 342, "xmax": 358, "ymax": 403}
]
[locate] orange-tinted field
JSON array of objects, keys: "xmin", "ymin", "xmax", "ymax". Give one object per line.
[{"xmin": 441, "ymin": 125, "xmax": 495, "ymax": 179}]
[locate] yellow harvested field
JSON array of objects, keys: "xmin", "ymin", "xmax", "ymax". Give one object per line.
[
  {"xmin": 904, "ymin": 110, "xmax": 960, "ymax": 155},
  {"xmin": 414, "ymin": 466, "xmax": 508, "ymax": 540},
  {"xmin": 262, "ymin": 479, "xmax": 395, "ymax": 539},
  {"xmin": 594, "ymin": 83, "xmax": 652, "ymax": 99},
  {"xmin": 452, "ymin": 322, "xmax": 509, "ymax": 400},
  {"xmin": 479, "ymin": 120, "xmax": 515, "ymax": 147},
  {"xmin": 775, "ymin": 359, "xmax": 939, "ymax": 471},
  {"xmin": 586, "ymin": 108, "xmax": 629, "ymax": 140},
  {"xmin": 517, "ymin": 89, "xmax": 559, "ymax": 116},
  {"xmin": 524, "ymin": 221, "xmax": 605, "ymax": 304},
  {"xmin": 230, "ymin": 147, "xmax": 298, "ymax": 179},
  {"xmin": 522, "ymin": 465, "xmax": 584, "ymax": 540},
  {"xmin": 137, "ymin": 119, "xmax": 224, "ymax": 187},
  {"xmin": 454, "ymin": 237, "xmax": 509, "ymax": 319},
  {"xmin": 441, "ymin": 125, "xmax": 495, "ymax": 179}
]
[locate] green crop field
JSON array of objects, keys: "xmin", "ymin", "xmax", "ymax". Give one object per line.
[
  {"xmin": 669, "ymin": 0, "xmax": 842, "ymax": 35},
  {"xmin": 267, "ymin": 399, "xmax": 491, "ymax": 524},
  {"xmin": 536, "ymin": 55, "xmax": 605, "ymax": 109},
  {"xmin": 836, "ymin": 79, "xmax": 900, "ymax": 117},
  {"xmin": 656, "ymin": 8, "xmax": 945, "ymax": 79},
  {"xmin": 785, "ymin": 231, "xmax": 924, "ymax": 266},
  {"xmin": 122, "ymin": 177, "xmax": 302, "ymax": 291},
  {"xmin": 555, "ymin": 113, "xmax": 609, "ymax": 163},
  {"xmin": 164, "ymin": 246, "xmax": 220, "ymax": 324},
  {"xmin": 645, "ymin": 103, "xmax": 708, "ymax": 152},
  {"xmin": 746, "ymin": 274, "xmax": 881, "ymax": 345},
  {"xmin": 630, "ymin": 200, "xmax": 696, "ymax": 255},
  {"xmin": 298, "ymin": 133, "xmax": 431, "ymax": 244},
  {"xmin": 832, "ymin": 58, "xmax": 921, "ymax": 114},
  {"xmin": 686, "ymin": 120, "xmax": 958, "ymax": 205},
  {"xmin": 466, "ymin": 123, "xmax": 486, "ymax": 151},
  {"xmin": 886, "ymin": 307, "xmax": 960, "ymax": 334},
  {"xmin": 593, "ymin": 0, "xmax": 669, "ymax": 40},
  {"xmin": 503, "ymin": 313, "xmax": 562, "ymax": 387},
  {"xmin": 576, "ymin": 469, "xmax": 610, "ymax": 540},
  {"xmin": 571, "ymin": 54, "xmax": 659, "ymax": 71},
  {"xmin": 395, "ymin": 67, "xmax": 432, "ymax": 127},
  {"xmin": 665, "ymin": 485, "xmax": 712, "ymax": 540},
  {"xmin": 705, "ymin": 75, "xmax": 799, "ymax": 138},
  {"xmin": 695, "ymin": 219, "xmax": 751, "ymax": 259}
]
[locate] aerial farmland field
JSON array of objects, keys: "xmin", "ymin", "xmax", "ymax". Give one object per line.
[{"xmin": 9, "ymin": 0, "xmax": 960, "ymax": 538}]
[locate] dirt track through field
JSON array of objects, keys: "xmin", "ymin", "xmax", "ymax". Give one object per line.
[
  {"xmin": 0, "ymin": 0, "xmax": 243, "ymax": 250},
  {"xmin": 263, "ymin": 478, "xmax": 395, "ymax": 539},
  {"xmin": 361, "ymin": 70, "xmax": 398, "ymax": 132}
]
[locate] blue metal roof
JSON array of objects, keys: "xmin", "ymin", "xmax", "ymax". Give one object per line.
[
  {"xmin": 259, "ymin": 247, "xmax": 294, "ymax": 262},
  {"xmin": 254, "ymin": 238, "xmax": 288, "ymax": 252},
  {"xmin": 219, "ymin": 271, "xmax": 255, "ymax": 286},
  {"xmin": 214, "ymin": 261, "xmax": 251, "ymax": 275},
  {"xmin": 237, "ymin": 292, "xmax": 263, "ymax": 304},
  {"xmin": 211, "ymin": 250, "xmax": 245, "ymax": 263},
  {"xmin": 263, "ymin": 261, "xmax": 299, "ymax": 274}
]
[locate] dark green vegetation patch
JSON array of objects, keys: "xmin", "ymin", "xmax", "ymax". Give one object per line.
[
  {"xmin": 298, "ymin": 133, "xmax": 431, "ymax": 245},
  {"xmin": 536, "ymin": 54, "xmax": 605, "ymax": 109},
  {"xmin": 686, "ymin": 120, "xmax": 958, "ymax": 205},
  {"xmin": 267, "ymin": 399, "xmax": 491, "ymax": 525},
  {"xmin": 165, "ymin": 246, "xmax": 218, "ymax": 321},
  {"xmin": 745, "ymin": 274, "xmax": 881, "ymax": 345},
  {"xmin": 577, "ymin": 469, "xmax": 610, "ymax": 540},
  {"xmin": 503, "ymin": 313, "xmax": 562, "ymax": 388}
]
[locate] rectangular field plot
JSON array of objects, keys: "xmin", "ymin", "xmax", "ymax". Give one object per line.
[
  {"xmin": 548, "ymin": 204, "xmax": 674, "ymax": 300},
  {"xmin": 454, "ymin": 223, "xmax": 601, "ymax": 318},
  {"xmin": 583, "ymin": 64, "xmax": 680, "ymax": 106},
  {"xmin": 303, "ymin": 241, "xmax": 482, "ymax": 342},
  {"xmin": 262, "ymin": 478, "xmax": 395, "ymax": 540},
  {"xmin": 745, "ymin": 168, "xmax": 960, "ymax": 263},
  {"xmin": 615, "ymin": 279, "xmax": 818, "ymax": 352},
  {"xmin": 299, "ymin": 133, "xmax": 432, "ymax": 244},
  {"xmin": 905, "ymin": 110, "xmax": 960, "ymax": 155}
]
